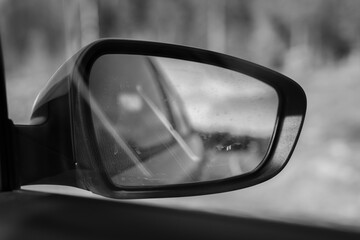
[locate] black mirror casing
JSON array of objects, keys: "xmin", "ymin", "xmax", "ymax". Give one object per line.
[
  {"xmin": 70, "ymin": 40, "xmax": 306, "ymax": 198},
  {"xmin": 17, "ymin": 39, "xmax": 306, "ymax": 199}
]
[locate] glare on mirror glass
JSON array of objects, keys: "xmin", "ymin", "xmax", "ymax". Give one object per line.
[{"xmin": 89, "ymin": 54, "xmax": 278, "ymax": 187}]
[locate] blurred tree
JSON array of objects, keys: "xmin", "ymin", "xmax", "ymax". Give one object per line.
[
  {"xmin": 142, "ymin": 0, "xmax": 191, "ymax": 44},
  {"xmin": 0, "ymin": 0, "xmax": 66, "ymax": 65},
  {"xmin": 315, "ymin": 0, "xmax": 360, "ymax": 61},
  {"xmin": 2, "ymin": 0, "xmax": 360, "ymax": 73},
  {"xmin": 226, "ymin": 0, "xmax": 254, "ymax": 58},
  {"xmin": 79, "ymin": 0, "xmax": 99, "ymax": 46},
  {"xmin": 206, "ymin": 0, "xmax": 226, "ymax": 52},
  {"xmin": 97, "ymin": 0, "xmax": 132, "ymax": 37},
  {"xmin": 250, "ymin": 0, "xmax": 360, "ymax": 67}
]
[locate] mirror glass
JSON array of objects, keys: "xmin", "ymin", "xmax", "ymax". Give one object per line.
[{"xmin": 89, "ymin": 54, "xmax": 278, "ymax": 187}]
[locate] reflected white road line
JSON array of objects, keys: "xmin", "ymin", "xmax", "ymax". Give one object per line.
[
  {"xmin": 137, "ymin": 85, "xmax": 200, "ymax": 162},
  {"xmin": 76, "ymin": 75, "xmax": 152, "ymax": 177}
]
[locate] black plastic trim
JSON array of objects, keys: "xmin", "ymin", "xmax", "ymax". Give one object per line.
[{"xmin": 0, "ymin": 38, "xmax": 17, "ymax": 191}]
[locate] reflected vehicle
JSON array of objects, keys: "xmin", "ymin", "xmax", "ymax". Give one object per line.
[
  {"xmin": 89, "ymin": 55, "xmax": 205, "ymax": 186},
  {"xmin": 88, "ymin": 54, "xmax": 278, "ymax": 187}
]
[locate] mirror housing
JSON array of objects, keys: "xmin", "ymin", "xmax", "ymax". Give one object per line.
[{"xmin": 15, "ymin": 39, "xmax": 306, "ymax": 199}]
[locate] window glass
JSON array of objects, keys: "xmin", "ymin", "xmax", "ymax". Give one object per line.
[{"xmin": 3, "ymin": 0, "xmax": 360, "ymax": 230}]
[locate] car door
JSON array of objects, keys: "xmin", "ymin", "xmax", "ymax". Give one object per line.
[{"xmin": 1, "ymin": 1, "xmax": 360, "ymax": 239}]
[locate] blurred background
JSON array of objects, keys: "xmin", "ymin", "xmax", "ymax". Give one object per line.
[{"xmin": 2, "ymin": 0, "xmax": 360, "ymax": 229}]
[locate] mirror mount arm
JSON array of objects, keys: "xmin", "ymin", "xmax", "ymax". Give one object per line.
[
  {"xmin": 13, "ymin": 125, "xmax": 76, "ymax": 187},
  {"xmin": 13, "ymin": 94, "xmax": 76, "ymax": 187}
]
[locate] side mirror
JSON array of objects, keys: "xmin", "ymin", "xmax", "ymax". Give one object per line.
[{"xmin": 15, "ymin": 40, "xmax": 306, "ymax": 199}]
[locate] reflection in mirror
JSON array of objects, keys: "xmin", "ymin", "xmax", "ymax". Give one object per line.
[{"xmin": 89, "ymin": 54, "xmax": 278, "ymax": 187}]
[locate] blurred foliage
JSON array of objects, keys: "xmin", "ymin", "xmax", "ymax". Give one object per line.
[
  {"xmin": 2, "ymin": 0, "xmax": 360, "ymax": 72},
  {"xmin": 0, "ymin": 0, "xmax": 66, "ymax": 71}
]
